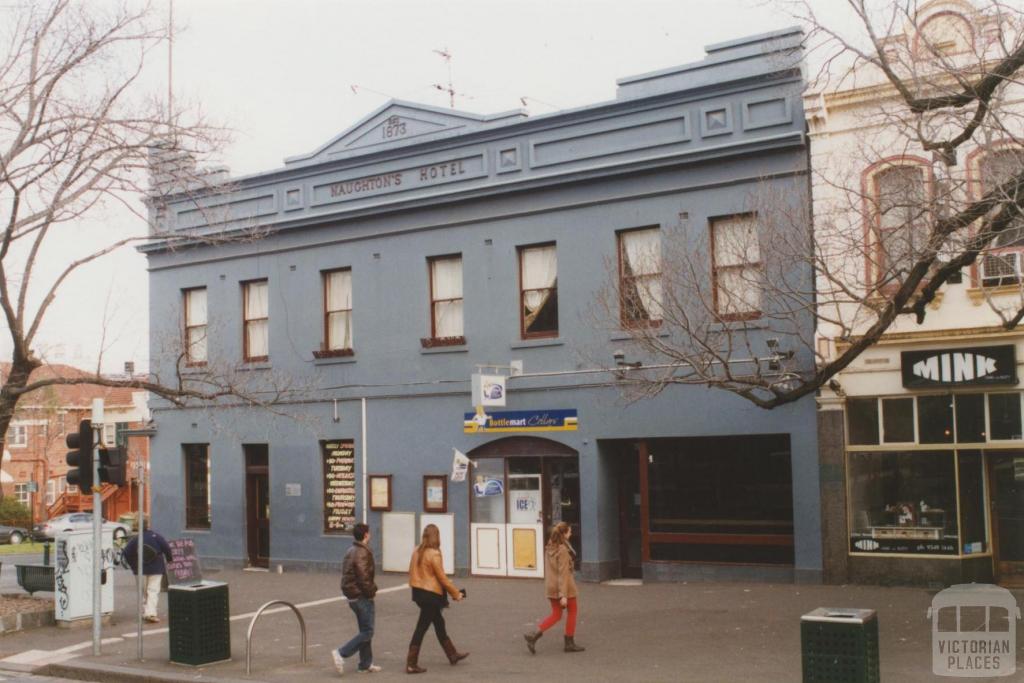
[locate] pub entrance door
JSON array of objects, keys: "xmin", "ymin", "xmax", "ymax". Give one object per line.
[
  {"xmin": 990, "ymin": 452, "xmax": 1024, "ymax": 587},
  {"xmin": 467, "ymin": 437, "xmax": 580, "ymax": 578},
  {"xmin": 244, "ymin": 445, "xmax": 270, "ymax": 569}
]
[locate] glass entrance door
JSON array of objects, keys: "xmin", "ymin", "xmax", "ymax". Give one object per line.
[
  {"xmin": 507, "ymin": 458, "xmax": 544, "ymax": 578},
  {"xmin": 470, "ymin": 458, "xmax": 506, "ymax": 576},
  {"xmin": 990, "ymin": 453, "xmax": 1024, "ymax": 586}
]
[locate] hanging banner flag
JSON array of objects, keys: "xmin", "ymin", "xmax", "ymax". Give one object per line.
[{"xmin": 451, "ymin": 449, "xmax": 471, "ymax": 482}]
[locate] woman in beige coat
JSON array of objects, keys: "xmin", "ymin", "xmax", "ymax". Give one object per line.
[
  {"xmin": 524, "ymin": 522, "xmax": 585, "ymax": 654},
  {"xmin": 405, "ymin": 524, "xmax": 468, "ymax": 674}
]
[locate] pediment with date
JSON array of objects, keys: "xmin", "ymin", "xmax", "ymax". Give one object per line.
[{"xmin": 286, "ymin": 101, "xmax": 525, "ymax": 166}]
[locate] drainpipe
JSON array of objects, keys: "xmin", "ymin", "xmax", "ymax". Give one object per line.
[{"xmin": 361, "ymin": 398, "xmax": 367, "ymax": 525}]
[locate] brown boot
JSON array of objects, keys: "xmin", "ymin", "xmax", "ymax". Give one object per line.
[
  {"xmin": 405, "ymin": 645, "xmax": 426, "ymax": 674},
  {"xmin": 523, "ymin": 630, "xmax": 543, "ymax": 655},
  {"xmin": 440, "ymin": 637, "xmax": 469, "ymax": 665},
  {"xmin": 564, "ymin": 635, "xmax": 585, "ymax": 652}
]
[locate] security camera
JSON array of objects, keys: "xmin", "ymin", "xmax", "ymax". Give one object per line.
[{"xmin": 613, "ymin": 349, "xmax": 625, "ymax": 364}]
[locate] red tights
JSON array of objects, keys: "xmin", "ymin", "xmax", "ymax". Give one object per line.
[{"xmin": 537, "ymin": 597, "xmax": 577, "ymax": 636}]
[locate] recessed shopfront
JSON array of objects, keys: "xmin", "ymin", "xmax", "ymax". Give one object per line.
[
  {"xmin": 608, "ymin": 434, "xmax": 796, "ymax": 579},
  {"xmin": 467, "ymin": 437, "xmax": 580, "ymax": 578}
]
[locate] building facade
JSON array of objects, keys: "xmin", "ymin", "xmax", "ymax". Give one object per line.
[
  {"xmin": 809, "ymin": 0, "xmax": 1024, "ymax": 586},
  {"xmin": 145, "ymin": 29, "xmax": 823, "ymax": 583}
]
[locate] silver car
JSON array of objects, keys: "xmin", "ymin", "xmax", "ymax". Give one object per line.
[{"xmin": 33, "ymin": 513, "xmax": 129, "ymax": 542}]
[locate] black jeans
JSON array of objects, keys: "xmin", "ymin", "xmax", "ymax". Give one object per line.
[{"xmin": 410, "ymin": 590, "xmax": 448, "ymax": 647}]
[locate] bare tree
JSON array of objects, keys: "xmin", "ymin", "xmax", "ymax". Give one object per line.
[
  {"xmin": 0, "ymin": 1, "xmax": 293, "ymax": 465},
  {"xmin": 597, "ymin": 0, "xmax": 1024, "ymax": 409}
]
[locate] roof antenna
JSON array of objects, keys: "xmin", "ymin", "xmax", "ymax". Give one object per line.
[{"xmin": 432, "ymin": 47, "xmax": 456, "ymax": 108}]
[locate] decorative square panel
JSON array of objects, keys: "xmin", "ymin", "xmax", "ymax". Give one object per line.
[
  {"xmin": 496, "ymin": 145, "xmax": 522, "ymax": 174},
  {"xmin": 700, "ymin": 105, "xmax": 734, "ymax": 138},
  {"xmin": 284, "ymin": 187, "xmax": 303, "ymax": 211}
]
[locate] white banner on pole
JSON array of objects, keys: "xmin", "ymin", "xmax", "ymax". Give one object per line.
[{"xmin": 451, "ymin": 449, "xmax": 470, "ymax": 482}]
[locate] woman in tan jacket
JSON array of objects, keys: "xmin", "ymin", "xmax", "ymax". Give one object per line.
[
  {"xmin": 524, "ymin": 522, "xmax": 585, "ymax": 654},
  {"xmin": 405, "ymin": 524, "xmax": 468, "ymax": 674}
]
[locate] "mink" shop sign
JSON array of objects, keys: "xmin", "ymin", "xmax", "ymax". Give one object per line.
[{"xmin": 901, "ymin": 345, "xmax": 1017, "ymax": 389}]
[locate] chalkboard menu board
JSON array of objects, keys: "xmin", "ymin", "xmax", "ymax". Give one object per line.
[
  {"xmin": 322, "ymin": 440, "xmax": 356, "ymax": 534},
  {"xmin": 166, "ymin": 538, "xmax": 203, "ymax": 585}
]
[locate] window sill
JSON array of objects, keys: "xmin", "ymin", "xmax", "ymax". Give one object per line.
[
  {"xmin": 609, "ymin": 331, "xmax": 669, "ymax": 341},
  {"xmin": 237, "ymin": 362, "xmax": 272, "ymax": 372},
  {"xmin": 183, "ymin": 528, "xmax": 211, "ymax": 534},
  {"xmin": 420, "ymin": 345, "xmax": 468, "ymax": 355},
  {"xmin": 967, "ymin": 285, "xmax": 1018, "ymax": 305},
  {"xmin": 313, "ymin": 354, "xmax": 357, "ymax": 366},
  {"xmin": 510, "ymin": 338, "xmax": 564, "ymax": 349}
]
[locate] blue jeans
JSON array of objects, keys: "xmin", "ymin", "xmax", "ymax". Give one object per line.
[{"xmin": 338, "ymin": 598, "xmax": 374, "ymax": 670}]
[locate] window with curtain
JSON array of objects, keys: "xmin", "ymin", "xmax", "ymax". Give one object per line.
[
  {"xmin": 184, "ymin": 287, "xmax": 207, "ymax": 364},
  {"xmin": 873, "ymin": 164, "xmax": 928, "ymax": 283},
  {"xmin": 519, "ymin": 244, "xmax": 558, "ymax": 337},
  {"xmin": 979, "ymin": 148, "xmax": 1024, "ymax": 249},
  {"xmin": 323, "ymin": 269, "xmax": 353, "ymax": 352},
  {"xmin": 429, "ymin": 255, "xmax": 463, "ymax": 340},
  {"xmin": 243, "ymin": 280, "xmax": 269, "ymax": 361},
  {"xmin": 184, "ymin": 444, "xmax": 211, "ymax": 529},
  {"xmin": 712, "ymin": 214, "xmax": 762, "ymax": 318},
  {"xmin": 618, "ymin": 228, "xmax": 663, "ymax": 325}
]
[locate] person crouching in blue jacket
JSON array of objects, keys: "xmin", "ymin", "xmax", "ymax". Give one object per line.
[{"xmin": 124, "ymin": 529, "xmax": 174, "ymax": 623}]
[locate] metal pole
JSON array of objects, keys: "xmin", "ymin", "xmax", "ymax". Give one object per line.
[
  {"xmin": 91, "ymin": 399, "xmax": 104, "ymax": 657},
  {"xmin": 360, "ymin": 398, "xmax": 367, "ymax": 524},
  {"xmin": 137, "ymin": 459, "xmax": 145, "ymax": 660}
]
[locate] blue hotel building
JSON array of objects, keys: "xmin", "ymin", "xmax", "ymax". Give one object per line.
[{"xmin": 143, "ymin": 28, "xmax": 823, "ymax": 583}]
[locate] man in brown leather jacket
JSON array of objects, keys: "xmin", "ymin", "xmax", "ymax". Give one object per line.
[{"xmin": 332, "ymin": 523, "xmax": 381, "ymax": 675}]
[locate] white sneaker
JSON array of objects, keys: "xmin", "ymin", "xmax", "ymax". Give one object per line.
[
  {"xmin": 332, "ymin": 650, "xmax": 345, "ymax": 675},
  {"xmin": 358, "ymin": 664, "xmax": 382, "ymax": 673}
]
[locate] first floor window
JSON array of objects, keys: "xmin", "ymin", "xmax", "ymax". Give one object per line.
[
  {"xmin": 519, "ymin": 243, "xmax": 558, "ymax": 338},
  {"xmin": 243, "ymin": 280, "xmax": 269, "ymax": 361},
  {"xmin": 183, "ymin": 287, "xmax": 208, "ymax": 364},
  {"xmin": 871, "ymin": 164, "xmax": 929, "ymax": 283},
  {"xmin": 847, "ymin": 450, "xmax": 985, "ymax": 556},
  {"xmin": 184, "ymin": 444, "xmax": 211, "ymax": 529},
  {"xmin": 711, "ymin": 214, "xmax": 762, "ymax": 318},
  {"xmin": 5, "ymin": 424, "xmax": 27, "ymax": 447},
  {"xmin": 103, "ymin": 423, "xmax": 116, "ymax": 447},
  {"xmin": 618, "ymin": 228, "xmax": 663, "ymax": 325},
  {"xmin": 323, "ymin": 269, "xmax": 353, "ymax": 352},
  {"xmin": 428, "ymin": 255, "xmax": 464, "ymax": 340}
]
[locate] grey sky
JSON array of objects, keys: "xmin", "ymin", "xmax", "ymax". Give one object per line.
[{"xmin": 18, "ymin": 0, "xmax": 847, "ymax": 374}]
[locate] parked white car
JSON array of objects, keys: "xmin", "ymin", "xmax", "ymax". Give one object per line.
[{"xmin": 33, "ymin": 513, "xmax": 129, "ymax": 542}]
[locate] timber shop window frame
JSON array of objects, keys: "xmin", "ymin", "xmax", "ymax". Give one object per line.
[
  {"xmin": 184, "ymin": 443, "xmax": 212, "ymax": 530},
  {"xmin": 518, "ymin": 242, "xmax": 559, "ymax": 339},
  {"xmin": 242, "ymin": 279, "xmax": 269, "ymax": 362}
]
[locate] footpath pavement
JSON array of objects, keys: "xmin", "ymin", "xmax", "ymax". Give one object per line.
[{"xmin": 0, "ymin": 558, "xmax": 1018, "ymax": 682}]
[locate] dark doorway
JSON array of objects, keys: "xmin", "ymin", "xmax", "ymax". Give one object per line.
[
  {"xmin": 616, "ymin": 445, "xmax": 643, "ymax": 578},
  {"xmin": 244, "ymin": 445, "xmax": 270, "ymax": 568},
  {"xmin": 989, "ymin": 452, "xmax": 1024, "ymax": 587}
]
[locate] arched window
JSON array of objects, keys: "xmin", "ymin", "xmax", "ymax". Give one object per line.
[
  {"xmin": 917, "ymin": 12, "xmax": 974, "ymax": 56},
  {"xmin": 869, "ymin": 162, "xmax": 930, "ymax": 286},
  {"xmin": 974, "ymin": 146, "xmax": 1024, "ymax": 286}
]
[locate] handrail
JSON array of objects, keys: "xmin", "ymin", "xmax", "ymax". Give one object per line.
[{"xmin": 245, "ymin": 600, "xmax": 307, "ymax": 675}]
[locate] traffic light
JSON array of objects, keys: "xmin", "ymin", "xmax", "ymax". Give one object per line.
[
  {"xmin": 98, "ymin": 446, "xmax": 127, "ymax": 486},
  {"xmin": 65, "ymin": 419, "xmax": 95, "ymax": 494}
]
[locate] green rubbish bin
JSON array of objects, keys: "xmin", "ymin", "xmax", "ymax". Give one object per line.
[
  {"xmin": 801, "ymin": 608, "xmax": 879, "ymax": 683},
  {"xmin": 168, "ymin": 580, "xmax": 231, "ymax": 666}
]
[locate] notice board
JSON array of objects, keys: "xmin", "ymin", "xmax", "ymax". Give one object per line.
[
  {"xmin": 166, "ymin": 538, "xmax": 203, "ymax": 585},
  {"xmin": 322, "ymin": 439, "xmax": 356, "ymax": 534}
]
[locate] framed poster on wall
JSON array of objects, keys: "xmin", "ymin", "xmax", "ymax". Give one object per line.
[
  {"xmin": 423, "ymin": 475, "xmax": 447, "ymax": 513},
  {"xmin": 369, "ymin": 475, "xmax": 392, "ymax": 512}
]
